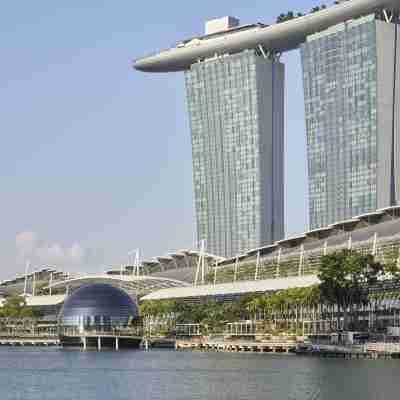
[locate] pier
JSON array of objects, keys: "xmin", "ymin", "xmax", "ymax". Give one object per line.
[
  {"xmin": 0, "ymin": 336, "xmax": 59, "ymax": 347},
  {"xmin": 60, "ymin": 330, "xmax": 143, "ymax": 350},
  {"xmin": 174, "ymin": 335, "xmax": 400, "ymax": 359},
  {"xmin": 175, "ymin": 339, "xmax": 297, "ymax": 353},
  {"xmin": 296, "ymin": 343, "xmax": 400, "ymax": 359}
]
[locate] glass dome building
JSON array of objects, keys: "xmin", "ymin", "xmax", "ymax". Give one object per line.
[{"xmin": 58, "ymin": 283, "xmax": 142, "ymax": 349}]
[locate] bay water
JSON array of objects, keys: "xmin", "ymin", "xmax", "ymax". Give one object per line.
[{"xmin": 0, "ymin": 347, "xmax": 399, "ymax": 399}]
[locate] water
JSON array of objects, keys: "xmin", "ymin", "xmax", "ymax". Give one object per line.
[{"xmin": 0, "ymin": 348, "xmax": 399, "ymax": 400}]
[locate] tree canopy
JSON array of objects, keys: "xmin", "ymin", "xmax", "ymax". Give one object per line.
[
  {"xmin": 318, "ymin": 250, "xmax": 384, "ymax": 329},
  {"xmin": 0, "ymin": 296, "xmax": 37, "ymax": 318}
]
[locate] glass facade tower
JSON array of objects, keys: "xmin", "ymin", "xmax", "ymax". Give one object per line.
[
  {"xmin": 301, "ymin": 15, "xmax": 400, "ymax": 230},
  {"xmin": 185, "ymin": 50, "xmax": 284, "ymax": 257}
]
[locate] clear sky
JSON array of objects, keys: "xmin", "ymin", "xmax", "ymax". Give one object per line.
[{"xmin": 0, "ymin": 0, "xmax": 325, "ymax": 280}]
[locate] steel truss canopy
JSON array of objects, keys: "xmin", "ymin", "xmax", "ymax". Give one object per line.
[
  {"xmin": 133, "ymin": 0, "xmax": 400, "ymax": 73},
  {"xmin": 47, "ymin": 274, "xmax": 190, "ymax": 297}
]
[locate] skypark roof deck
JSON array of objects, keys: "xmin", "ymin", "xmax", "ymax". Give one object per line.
[
  {"xmin": 133, "ymin": 0, "xmax": 400, "ymax": 72},
  {"xmin": 177, "ymin": 23, "xmax": 267, "ymax": 46}
]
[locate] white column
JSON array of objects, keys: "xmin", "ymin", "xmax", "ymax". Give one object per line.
[
  {"xmin": 383, "ymin": 9, "xmax": 394, "ymax": 23},
  {"xmin": 201, "ymin": 241, "xmax": 206, "ymax": 285},
  {"xmin": 32, "ymin": 272, "xmax": 36, "ymax": 296},
  {"xmin": 83, "ymin": 336, "xmax": 87, "ymax": 350},
  {"xmin": 234, "ymin": 256, "xmax": 239, "ymax": 282},
  {"xmin": 348, "ymin": 236, "xmax": 353, "ymax": 250},
  {"xmin": 397, "ymin": 246, "xmax": 400, "ymax": 270},
  {"xmin": 276, "ymin": 248, "xmax": 282, "ymax": 278},
  {"xmin": 115, "ymin": 337, "xmax": 119, "ymax": 351},
  {"xmin": 372, "ymin": 232, "xmax": 378, "ymax": 257},
  {"xmin": 49, "ymin": 272, "xmax": 53, "ymax": 296},
  {"xmin": 258, "ymin": 44, "xmax": 268, "ymax": 59},
  {"xmin": 97, "ymin": 336, "xmax": 101, "ymax": 351},
  {"xmin": 298, "ymin": 245, "xmax": 304, "ymax": 277},
  {"xmin": 323, "ymin": 241, "xmax": 328, "ymax": 256},
  {"xmin": 135, "ymin": 249, "xmax": 140, "ymax": 277},
  {"xmin": 194, "ymin": 239, "xmax": 206, "ymax": 286},
  {"xmin": 23, "ymin": 261, "xmax": 30, "ymax": 297},
  {"xmin": 254, "ymin": 251, "xmax": 260, "ymax": 281}
]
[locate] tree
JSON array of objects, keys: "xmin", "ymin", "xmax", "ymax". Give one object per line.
[
  {"xmin": 276, "ymin": 11, "xmax": 298, "ymax": 24},
  {"xmin": 246, "ymin": 296, "xmax": 262, "ymax": 321},
  {"xmin": 0, "ymin": 296, "xmax": 36, "ymax": 318},
  {"xmin": 383, "ymin": 253, "xmax": 400, "ymax": 282},
  {"xmin": 318, "ymin": 250, "xmax": 384, "ymax": 330},
  {"xmin": 221, "ymin": 301, "xmax": 242, "ymax": 322},
  {"xmin": 310, "ymin": 5, "xmax": 327, "ymax": 13}
]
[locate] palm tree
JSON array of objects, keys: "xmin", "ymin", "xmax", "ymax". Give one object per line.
[{"xmin": 246, "ymin": 296, "xmax": 263, "ymax": 321}]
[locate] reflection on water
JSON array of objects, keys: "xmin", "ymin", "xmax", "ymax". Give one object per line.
[{"xmin": 0, "ymin": 347, "xmax": 398, "ymax": 400}]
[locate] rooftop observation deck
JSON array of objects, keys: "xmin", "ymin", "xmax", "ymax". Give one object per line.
[{"xmin": 133, "ymin": 0, "xmax": 400, "ymax": 73}]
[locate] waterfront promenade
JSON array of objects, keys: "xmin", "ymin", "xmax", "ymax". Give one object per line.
[
  {"xmin": 174, "ymin": 336, "xmax": 400, "ymax": 359},
  {"xmin": 2, "ymin": 328, "xmax": 400, "ymax": 361}
]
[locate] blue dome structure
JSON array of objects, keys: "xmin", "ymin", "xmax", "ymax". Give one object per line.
[{"xmin": 58, "ymin": 283, "xmax": 142, "ymax": 349}]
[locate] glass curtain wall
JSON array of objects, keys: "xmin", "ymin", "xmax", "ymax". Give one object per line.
[
  {"xmin": 302, "ymin": 15, "xmax": 380, "ymax": 229},
  {"xmin": 185, "ymin": 50, "xmax": 284, "ymax": 257}
]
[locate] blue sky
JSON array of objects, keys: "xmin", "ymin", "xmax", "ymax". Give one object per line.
[{"xmin": 0, "ymin": 0, "xmax": 323, "ymax": 279}]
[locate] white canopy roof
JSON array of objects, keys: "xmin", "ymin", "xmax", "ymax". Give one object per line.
[{"xmin": 142, "ymin": 275, "xmax": 320, "ymax": 301}]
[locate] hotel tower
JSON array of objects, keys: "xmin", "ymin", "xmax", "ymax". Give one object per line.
[{"xmin": 134, "ymin": 0, "xmax": 400, "ymax": 254}]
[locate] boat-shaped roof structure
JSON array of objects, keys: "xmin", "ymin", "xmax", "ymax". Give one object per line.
[{"xmin": 133, "ymin": 0, "xmax": 400, "ymax": 73}]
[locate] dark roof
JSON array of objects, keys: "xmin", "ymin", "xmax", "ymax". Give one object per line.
[{"xmin": 59, "ymin": 283, "xmax": 139, "ymax": 327}]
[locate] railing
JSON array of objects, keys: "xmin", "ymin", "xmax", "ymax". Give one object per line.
[
  {"xmin": 366, "ymin": 343, "xmax": 400, "ymax": 353},
  {"xmin": 306, "ymin": 342, "xmax": 400, "ymax": 354},
  {"xmin": 0, "ymin": 332, "xmax": 58, "ymax": 338},
  {"xmin": 206, "ymin": 235, "xmax": 400, "ymax": 286},
  {"xmin": 59, "ymin": 326, "xmax": 143, "ymax": 338}
]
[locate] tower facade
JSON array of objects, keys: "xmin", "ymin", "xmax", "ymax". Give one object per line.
[
  {"xmin": 185, "ymin": 49, "xmax": 285, "ymax": 257},
  {"xmin": 301, "ymin": 14, "xmax": 400, "ymax": 230}
]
